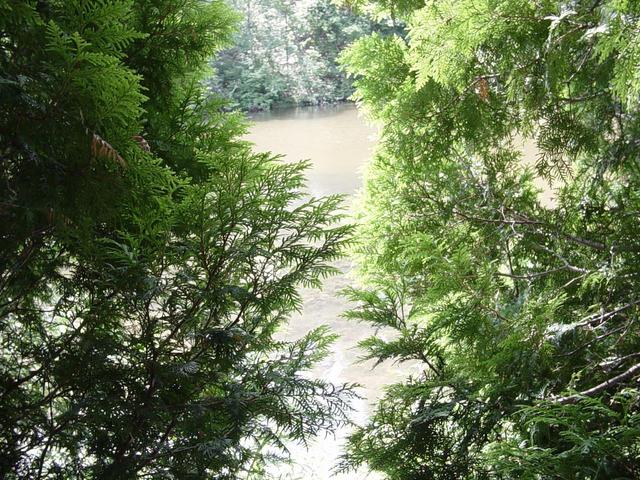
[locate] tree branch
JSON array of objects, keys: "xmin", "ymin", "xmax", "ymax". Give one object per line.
[{"xmin": 555, "ymin": 362, "xmax": 640, "ymax": 404}]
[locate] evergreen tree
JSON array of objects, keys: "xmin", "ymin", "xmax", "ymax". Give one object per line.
[
  {"xmin": 0, "ymin": 1, "xmax": 354, "ymax": 478},
  {"xmin": 339, "ymin": 0, "xmax": 640, "ymax": 478}
]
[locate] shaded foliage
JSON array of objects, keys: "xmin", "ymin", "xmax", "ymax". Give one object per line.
[{"xmin": 0, "ymin": 0, "xmax": 355, "ymax": 478}]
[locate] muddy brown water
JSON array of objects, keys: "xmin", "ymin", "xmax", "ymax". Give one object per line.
[
  {"xmin": 244, "ymin": 103, "xmax": 409, "ymax": 479},
  {"xmin": 243, "ymin": 103, "xmax": 555, "ymax": 479}
]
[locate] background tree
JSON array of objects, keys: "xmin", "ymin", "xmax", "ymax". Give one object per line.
[
  {"xmin": 0, "ymin": 1, "xmax": 355, "ymax": 478},
  {"xmin": 210, "ymin": 0, "xmax": 388, "ymax": 111},
  {"xmin": 339, "ymin": 0, "xmax": 640, "ymax": 478}
]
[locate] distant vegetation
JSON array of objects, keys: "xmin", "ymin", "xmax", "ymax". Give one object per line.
[{"xmin": 211, "ymin": 0, "xmax": 397, "ymax": 111}]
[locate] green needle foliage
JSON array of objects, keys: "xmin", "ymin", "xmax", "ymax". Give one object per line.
[
  {"xmin": 339, "ymin": 0, "xmax": 640, "ymax": 478},
  {"xmin": 0, "ymin": 1, "xmax": 355, "ymax": 478}
]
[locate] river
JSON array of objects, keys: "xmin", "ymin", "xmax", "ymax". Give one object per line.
[
  {"xmin": 244, "ymin": 103, "xmax": 411, "ymax": 479},
  {"xmin": 243, "ymin": 102, "xmax": 557, "ymax": 479}
]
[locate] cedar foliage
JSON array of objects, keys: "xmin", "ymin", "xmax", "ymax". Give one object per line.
[
  {"xmin": 339, "ymin": 0, "xmax": 640, "ymax": 478},
  {"xmin": 0, "ymin": 1, "xmax": 355, "ymax": 478}
]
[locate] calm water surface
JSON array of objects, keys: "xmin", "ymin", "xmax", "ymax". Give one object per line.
[
  {"xmin": 245, "ymin": 104, "xmax": 414, "ymax": 479},
  {"xmin": 246, "ymin": 103, "xmax": 376, "ymax": 196}
]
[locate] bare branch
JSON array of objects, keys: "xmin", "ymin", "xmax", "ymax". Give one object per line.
[{"xmin": 555, "ymin": 362, "xmax": 640, "ymax": 404}]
